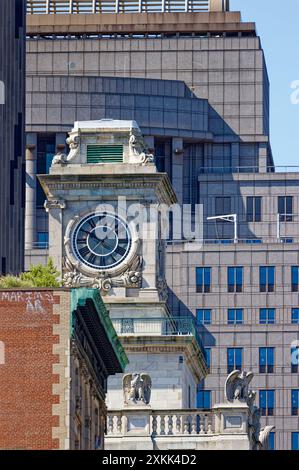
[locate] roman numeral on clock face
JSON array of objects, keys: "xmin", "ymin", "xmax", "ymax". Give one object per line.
[{"xmin": 79, "ymin": 246, "xmax": 90, "ymax": 257}]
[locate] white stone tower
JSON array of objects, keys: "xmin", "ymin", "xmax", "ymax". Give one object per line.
[{"xmin": 38, "ymin": 120, "xmax": 208, "ymax": 449}]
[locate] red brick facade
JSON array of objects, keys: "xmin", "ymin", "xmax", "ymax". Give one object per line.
[{"xmin": 0, "ymin": 290, "xmax": 60, "ymax": 450}]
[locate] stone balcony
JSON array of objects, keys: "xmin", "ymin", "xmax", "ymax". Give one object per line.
[{"xmin": 112, "ymin": 316, "xmax": 206, "ymax": 357}]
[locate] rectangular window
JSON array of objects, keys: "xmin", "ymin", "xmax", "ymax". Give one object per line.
[
  {"xmin": 228, "ymin": 309, "xmax": 243, "ymax": 325},
  {"xmin": 291, "ymin": 267, "xmax": 299, "ymax": 292},
  {"xmin": 259, "ymin": 390, "xmax": 275, "ymax": 416},
  {"xmin": 205, "ymin": 348, "xmax": 211, "ymax": 372},
  {"xmin": 36, "ymin": 133, "xmax": 56, "ymax": 207},
  {"xmin": 227, "ymin": 348, "xmax": 243, "ymax": 373},
  {"xmin": 269, "ymin": 432, "xmax": 275, "ymax": 451},
  {"xmin": 259, "ymin": 347, "xmax": 275, "ymax": 373},
  {"xmin": 291, "ymin": 346, "xmax": 299, "ymax": 373},
  {"xmin": 246, "ymin": 196, "xmax": 262, "ymax": 222},
  {"xmin": 197, "ymin": 390, "xmax": 211, "ymax": 410},
  {"xmin": 291, "ymin": 390, "xmax": 299, "ymax": 416},
  {"xmin": 259, "ymin": 266, "xmax": 275, "ymax": 292},
  {"xmin": 227, "ymin": 267, "xmax": 243, "ymax": 293},
  {"xmin": 37, "ymin": 232, "xmax": 49, "ymax": 249},
  {"xmin": 155, "ymin": 142, "xmax": 166, "ymax": 172},
  {"xmin": 259, "ymin": 309, "xmax": 275, "ymax": 325},
  {"xmin": 292, "ymin": 309, "xmax": 299, "ymax": 324},
  {"xmin": 292, "ymin": 432, "xmax": 299, "ymax": 451},
  {"xmin": 215, "ymin": 197, "xmax": 231, "ymax": 216},
  {"xmin": 196, "ymin": 309, "xmax": 211, "ymax": 325},
  {"xmin": 196, "ymin": 267, "xmax": 211, "ymax": 293},
  {"xmin": 278, "ymin": 196, "xmax": 293, "ymax": 222}
]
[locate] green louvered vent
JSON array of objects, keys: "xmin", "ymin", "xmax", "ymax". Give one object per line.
[{"xmin": 87, "ymin": 145, "xmax": 124, "ymax": 164}]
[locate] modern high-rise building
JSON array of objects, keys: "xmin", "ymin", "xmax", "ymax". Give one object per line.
[
  {"xmin": 0, "ymin": 0, "xmax": 26, "ymax": 275},
  {"xmin": 24, "ymin": 0, "xmax": 299, "ymax": 450}
]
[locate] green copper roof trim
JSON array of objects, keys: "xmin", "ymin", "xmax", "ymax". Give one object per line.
[{"xmin": 71, "ymin": 288, "xmax": 128, "ymax": 371}]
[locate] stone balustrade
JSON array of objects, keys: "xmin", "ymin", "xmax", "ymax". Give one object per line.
[
  {"xmin": 107, "ymin": 409, "xmax": 215, "ymax": 437},
  {"xmin": 105, "ymin": 403, "xmax": 255, "ymax": 450}
]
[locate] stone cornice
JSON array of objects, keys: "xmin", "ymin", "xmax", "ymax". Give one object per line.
[
  {"xmin": 120, "ymin": 335, "xmax": 208, "ymax": 382},
  {"xmin": 38, "ymin": 172, "xmax": 177, "ymax": 206}
]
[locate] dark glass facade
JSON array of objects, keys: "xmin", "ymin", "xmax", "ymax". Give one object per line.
[{"xmin": 0, "ymin": 0, "xmax": 25, "ymax": 274}]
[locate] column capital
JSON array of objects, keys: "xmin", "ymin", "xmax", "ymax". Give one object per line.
[
  {"xmin": 44, "ymin": 199, "xmax": 66, "ymax": 212},
  {"xmin": 25, "ymin": 144, "xmax": 36, "ymax": 160}
]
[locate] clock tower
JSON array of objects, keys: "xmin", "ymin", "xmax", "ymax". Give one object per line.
[
  {"xmin": 39, "ymin": 120, "xmax": 207, "ymax": 448},
  {"xmin": 39, "ymin": 119, "xmax": 175, "ymax": 304}
]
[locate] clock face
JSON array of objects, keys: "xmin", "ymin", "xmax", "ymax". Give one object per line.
[{"xmin": 72, "ymin": 212, "xmax": 132, "ymax": 270}]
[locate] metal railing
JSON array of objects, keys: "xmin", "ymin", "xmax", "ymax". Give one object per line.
[
  {"xmin": 26, "ymin": 0, "xmax": 212, "ymax": 14},
  {"xmin": 112, "ymin": 316, "xmax": 206, "ymax": 356},
  {"xmin": 198, "ymin": 165, "xmax": 299, "ymax": 174},
  {"xmin": 107, "ymin": 409, "xmax": 215, "ymax": 437},
  {"xmin": 25, "ymin": 242, "xmax": 50, "ymax": 250}
]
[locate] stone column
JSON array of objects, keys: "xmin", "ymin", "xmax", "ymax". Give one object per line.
[
  {"xmin": 44, "ymin": 199, "xmax": 66, "ymax": 273},
  {"xmin": 25, "ymin": 141, "xmax": 37, "ymax": 250}
]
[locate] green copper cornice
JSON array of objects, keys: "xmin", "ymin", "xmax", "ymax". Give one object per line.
[{"xmin": 71, "ymin": 287, "xmax": 128, "ymax": 371}]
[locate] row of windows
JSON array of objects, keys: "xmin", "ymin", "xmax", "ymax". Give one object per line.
[
  {"xmin": 197, "ymin": 308, "xmax": 299, "ymax": 325},
  {"xmin": 203, "ymin": 346, "xmax": 299, "ymax": 374},
  {"xmin": 214, "ymin": 195, "xmax": 294, "ymax": 223},
  {"xmin": 196, "ymin": 266, "xmax": 299, "ymax": 293},
  {"xmin": 197, "ymin": 388, "xmax": 299, "ymax": 417}
]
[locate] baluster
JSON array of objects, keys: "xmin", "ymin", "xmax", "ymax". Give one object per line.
[
  {"xmin": 160, "ymin": 414, "xmax": 166, "ymax": 435},
  {"xmin": 191, "ymin": 414, "xmax": 197, "ymax": 434},
  {"xmin": 168, "ymin": 415, "xmax": 173, "ymax": 435},
  {"xmin": 175, "ymin": 414, "xmax": 182, "ymax": 434},
  {"xmin": 183, "ymin": 415, "xmax": 189, "ymax": 434},
  {"xmin": 107, "ymin": 415, "xmax": 114, "ymax": 435},
  {"xmin": 199, "ymin": 413, "xmax": 205, "ymax": 434},
  {"xmin": 152, "ymin": 415, "xmax": 158, "ymax": 435},
  {"xmin": 207, "ymin": 414, "xmax": 213, "ymax": 434},
  {"xmin": 117, "ymin": 414, "xmax": 122, "ymax": 434}
]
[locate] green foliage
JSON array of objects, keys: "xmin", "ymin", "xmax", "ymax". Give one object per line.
[
  {"xmin": 0, "ymin": 258, "xmax": 61, "ymax": 288},
  {"xmin": 0, "ymin": 275, "xmax": 33, "ymax": 288}
]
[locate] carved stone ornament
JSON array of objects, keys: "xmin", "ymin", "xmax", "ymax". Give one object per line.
[
  {"xmin": 129, "ymin": 133, "xmax": 154, "ymax": 165},
  {"xmin": 157, "ymin": 277, "xmax": 168, "ymax": 302},
  {"xmin": 52, "ymin": 134, "xmax": 80, "ymax": 165},
  {"xmin": 62, "ymin": 254, "xmax": 143, "ymax": 295},
  {"xmin": 123, "ymin": 373, "xmax": 152, "ymax": 405},
  {"xmin": 224, "ymin": 369, "xmax": 254, "ymax": 403},
  {"xmin": 44, "ymin": 199, "xmax": 66, "ymax": 212},
  {"xmin": 225, "ymin": 370, "xmax": 275, "ymax": 450}
]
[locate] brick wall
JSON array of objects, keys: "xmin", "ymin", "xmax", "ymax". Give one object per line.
[{"xmin": 0, "ymin": 290, "xmax": 61, "ymax": 449}]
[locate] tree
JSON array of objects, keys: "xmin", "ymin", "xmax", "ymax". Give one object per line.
[{"xmin": 0, "ymin": 258, "xmax": 61, "ymax": 288}]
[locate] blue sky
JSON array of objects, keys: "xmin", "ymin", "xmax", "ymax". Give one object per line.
[{"xmin": 230, "ymin": 0, "xmax": 299, "ymax": 167}]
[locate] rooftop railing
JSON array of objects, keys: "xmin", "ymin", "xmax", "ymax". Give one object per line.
[
  {"xmin": 112, "ymin": 316, "xmax": 206, "ymax": 356},
  {"xmin": 26, "ymin": 0, "xmax": 213, "ymax": 14},
  {"xmin": 198, "ymin": 165, "xmax": 299, "ymax": 174}
]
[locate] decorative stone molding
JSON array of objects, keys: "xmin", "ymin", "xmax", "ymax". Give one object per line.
[
  {"xmin": 44, "ymin": 199, "xmax": 66, "ymax": 212},
  {"xmin": 225, "ymin": 370, "xmax": 255, "ymax": 404},
  {"xmin": 123, "ymin": 373, "xmax": 152, "ymax": 405},
  {"xmin": 62, "ymin": 253, "xmax": 143, "ymax": 295},
  {"xmin": 156, "ymin": 278, "xmax": 168, "ymax": 302},
  {"xmin": 129, "ymin": 132, "xmax": 154, "ymax": 165},
  {"xmin": 52, "ymin": 134, "xmax": 80, "ymax": 165},
  {"xmin": 223, "ymin": 370, "xmax": 275, "ymax": 451}
]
